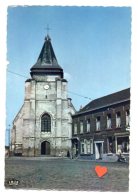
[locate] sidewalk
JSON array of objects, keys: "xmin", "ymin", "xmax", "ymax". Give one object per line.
[
  {"xmin": 5, "ymin": 156, "xmax": 68, "ymax": 160},
  {"xmin": 5, "ymin": 156, "xmax": 129, "ymax": 163}
]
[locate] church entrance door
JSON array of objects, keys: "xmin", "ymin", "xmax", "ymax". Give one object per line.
[{"xmin": 41, "ymin": 141, "xmax": 50, "ymax": 155}]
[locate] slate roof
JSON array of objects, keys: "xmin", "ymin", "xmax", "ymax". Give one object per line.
[
  {"xmin": 30, "ymin": 35, "xmax": 63, "ymax": 78},
  {"xmin": 75, "ymin": 88, "xmax": 130, "ymax": 115}
]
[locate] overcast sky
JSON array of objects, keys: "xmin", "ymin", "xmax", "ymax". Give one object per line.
[{"xmin": 6, "ymin": 6, "xmax": 131, "ymax": 144}]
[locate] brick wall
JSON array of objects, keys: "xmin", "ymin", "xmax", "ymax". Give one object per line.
[{"xmin": 72, "ymin": 101, "xmax": 130, "ymax": 138}]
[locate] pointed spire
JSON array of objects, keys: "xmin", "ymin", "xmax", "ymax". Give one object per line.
[
  {"xmin": 45, "ymin": 34, "xmax": 51, "ymax": 41},
  {"xmin": 36, "ymin": 34, "xmax": 58, "ymax": 66},
  {"xmin": 30, "ymin": 34, "xmax": 63, "ymax": 78}
]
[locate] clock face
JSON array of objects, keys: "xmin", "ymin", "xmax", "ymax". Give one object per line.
[{"xmin": 44, "ymin": 84, "xmax": 49, "ymax": 90}]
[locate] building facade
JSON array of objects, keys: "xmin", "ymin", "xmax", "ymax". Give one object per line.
[
  {"xmin": 10, "ymin": 35, "xmax": 75, "ymax": 156},
  {"xmin": 72, "ymin": 88, "xmax": 130, "ymax": 160}
]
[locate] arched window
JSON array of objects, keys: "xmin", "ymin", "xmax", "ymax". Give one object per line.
[{"xmin": 41, "ymin": 113, "xmax": 51, "ymax": 132}]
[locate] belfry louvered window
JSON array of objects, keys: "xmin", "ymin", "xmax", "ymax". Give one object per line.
[{"xmin": 41, "ymin": 114, "xmax": 51, "ymax": 132}]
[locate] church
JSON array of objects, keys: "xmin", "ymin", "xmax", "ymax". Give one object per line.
[
  {"xmin": 10, "ymin": 34, "xmax": 130, "ymax": 160},
  {"xmin": 10, "ymin": 34, "xmax": 76, "ymax": 156}
]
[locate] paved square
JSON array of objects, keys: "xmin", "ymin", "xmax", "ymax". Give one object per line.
[{"xmin": 5, "ymin": 157, "xmax": 129, "ymax": 191}]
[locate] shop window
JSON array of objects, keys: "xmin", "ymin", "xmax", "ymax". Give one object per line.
[
  {"xmin": 81, "ymin": 139, "xmax": 93, "ymax": 154},
  {"xmin": 108, "ymin": 137, "xmax": 113, "ymax": 153},
  {"xmin": 87, "ymin": 140, "xmax": 91, "ymax": 153},
  {"xmin": 91, "ymin": 139, "xmax": 93, "ymax": 154},
  {"xmin": 117, "ymin": 137, "xmax": 129, "ymax": 153},
  {"xmin": 107, "ymin": 114, "xmax": 112, "ymax": 129},
  {"xmin": 81, "ymin": 142, "xmax": 84, "ymax": 153},
  {"xmin": 87, "ymin": 139, "xmax": 93, "ymax": 154}
]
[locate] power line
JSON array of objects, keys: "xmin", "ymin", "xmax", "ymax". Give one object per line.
[
  {"xmin": 7, "ymin": 69, "xmax": 92, "ymax": 100},
  {"xmin": 68, "ymin": 91, "xmax": 92, "ymax": 100},
  {"xmin": 7, "ymin": 70, "xmax": 28, "ymax": 79}
]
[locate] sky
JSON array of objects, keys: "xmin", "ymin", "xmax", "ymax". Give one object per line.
[{"xmin": 6, "ymin": 6, "xmax": 131, "ymax": 145}]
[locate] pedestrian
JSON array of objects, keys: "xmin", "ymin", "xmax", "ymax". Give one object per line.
[
  {"xmin": 61, "ymin": 151, "xmax": 64, "ymax": 157},
  {"xmin": 67, "ymin": 150, "xmax": 70, "ymax": 158}
]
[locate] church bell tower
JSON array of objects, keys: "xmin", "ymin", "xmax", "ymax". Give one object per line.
[{"xmin": 11, "ymin": 34, "xmax": 75, "ymax": 157}]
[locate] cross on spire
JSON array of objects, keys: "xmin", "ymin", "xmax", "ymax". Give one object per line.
[{"xmin": 45, "ymin": 24, "xmax": 51, "ymax": 35}]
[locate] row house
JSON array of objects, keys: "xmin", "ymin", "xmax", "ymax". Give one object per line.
[{"xmin": 72, "ymin": 88, "xmax": 130, "ymax": 160}]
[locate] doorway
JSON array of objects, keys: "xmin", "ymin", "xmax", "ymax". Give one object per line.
[
  {"xmin": 41, "ymin": 141, "xmax": 50, "ymax": 155},
  {"xmin": 71, "ymin": 138, "xmax": 79, "ymax": 158},
  {"xmin": 94, "ymin": 141, "xmax": 103, "ymax": 159}
]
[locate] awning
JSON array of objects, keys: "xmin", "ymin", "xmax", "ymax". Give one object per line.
[
  {"xmin": 71, "ymin": 137, "xmax": 80, "ymax": 141},
  {"xmin": 114, "ymin": 132, "xmax": 130, "ymax": 137}
]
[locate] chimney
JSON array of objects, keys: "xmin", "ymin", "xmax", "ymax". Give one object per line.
[{"xmin": 80, "ymin": 105, "xmax": 83, "ymax": 110}]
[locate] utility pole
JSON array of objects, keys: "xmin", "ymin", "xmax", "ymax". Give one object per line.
[{"xmin": 8, "ymin": 124, "xmax": 10, "ymax": 149}]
